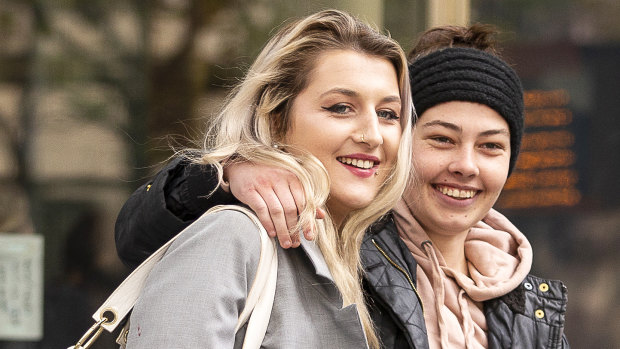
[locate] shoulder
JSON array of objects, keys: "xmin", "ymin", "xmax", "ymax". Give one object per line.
[
  {"xmin": 147, "ymin": 207, "xmax": 264, "ymax": 298},
  {"xmin": 486, "ymin": 274, "xmax": 568, "ymax": 324},
  {"xmin": 521, "ymin": 274, "xmax": 568, "ymax": 319},
  {"xmin": 183, "ymin": 207, "xmax": 260, "ymax": 238},
  {"xmin": 190, "ymin": 207, "xmax": 261, "ymax": 236},
  {"xmin": 165, "ymin": 207, "xmax": 264, "ymax": 265},
  {"xmin": 366, "ymin": 212, "xmax": 396, "ymax": 236},
  {"xmin": 486, "ymin": 274, "xmax": 569, "ymax": 347},
  {"xmin": 128, "ymin": 207, "xmax": 267, "ymax": 348},
  {"xmin": 521, "ymin": 274, "xmax": 568, "ymax": 295},
  {"xmin": 361, "ymin": 213, "xmax": 417, "ymax": 272}
]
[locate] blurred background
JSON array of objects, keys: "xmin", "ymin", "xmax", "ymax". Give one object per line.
[{"xmin": 0, "ymin": 0, "xmax": 618, "ymax": 348}]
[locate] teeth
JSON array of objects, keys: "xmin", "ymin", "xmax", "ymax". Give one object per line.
[
  {"xmin": 437, "ymin": 185, "xmax": 476, "ymax": 199},
  {"xmin": 338, "ymin": 157, "xmax": 375, "ymax": 169}
]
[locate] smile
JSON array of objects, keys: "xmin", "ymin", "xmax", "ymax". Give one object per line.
[
  {"xmin": 337, "ymin": 156, "xmax": 376, "ymax": 169},
  {"xmin": 435, "ymin": 185, "xmax": 478, "ymax": 199}
]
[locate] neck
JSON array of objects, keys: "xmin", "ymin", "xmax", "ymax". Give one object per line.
[
  {"xmin": 326, "ymin": 204, "xmax": 347, "ymax": 229},
  {"xmin": 425, "ymin": 229, "xmax": 469, "ymax": 276}
]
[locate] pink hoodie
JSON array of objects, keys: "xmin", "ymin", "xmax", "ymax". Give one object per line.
[{"xmin": 392, "ymin": 198, "xmax": 533, "ymax": 349}]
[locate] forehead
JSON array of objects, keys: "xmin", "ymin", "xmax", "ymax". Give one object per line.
[
  {"xmin": 418, "ymin": 101, "xmax": 508, "ymax": 131},
  {"xmin": 303, "ymin": 49, "xmax": 399, "ymax": 93}
]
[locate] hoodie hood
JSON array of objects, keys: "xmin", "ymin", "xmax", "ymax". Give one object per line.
[{"xmin": 392, "ymin": 198, "xmax": 533, "ymax": 348}]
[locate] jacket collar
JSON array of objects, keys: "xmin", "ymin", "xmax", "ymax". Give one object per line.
[
  {"xmin": 300, "ymin": 236, "xmax": 334, "ymax": 282},
  {"xmin": 361, "ymin": 218, "xmax": 429, "ymax": 349}
]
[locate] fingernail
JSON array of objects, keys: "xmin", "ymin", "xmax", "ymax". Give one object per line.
[{"xmin": 283, "ymin": 240, "xmax": 291, "ymax": 248}]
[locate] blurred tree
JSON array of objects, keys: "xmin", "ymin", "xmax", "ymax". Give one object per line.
[
  {"xmin": 0, "ymin": 0, "xmax": 39, "ymax": 235},
  {"xmin": 146, "ymin": 0, "xmax": 229, "ymax": 161}
]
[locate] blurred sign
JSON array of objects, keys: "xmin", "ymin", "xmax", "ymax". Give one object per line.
[
  {"xmin": 0, "ymin": 234, "xmax": 43, "ymax": 341},
  {"xmin": 497, "ymin": 89, "xmax": 581, "ymax": 209}
]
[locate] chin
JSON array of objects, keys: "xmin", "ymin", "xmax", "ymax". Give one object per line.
[
  {"xmin": 334, "ymin": 187, "xmax": 379, "ymax": 207},
  {"xmin": 331, "ymin": 198, "xmax": 374, "ymax": 217},
  {"xmin": 349, "ymin": 200, "xmax": 374, "ymax": 212}
]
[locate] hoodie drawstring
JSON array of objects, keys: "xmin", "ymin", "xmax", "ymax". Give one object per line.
[
  {"xmin": 422, "ymin": 240, "xmax": 450, "ymax": 349},
  {"xmin": 422, "ymin": 240, "xmax": 477, "ymax": 349},
  {"xmin": 458, "ymin": 289, "xmax": 476, "ymax": 349}
]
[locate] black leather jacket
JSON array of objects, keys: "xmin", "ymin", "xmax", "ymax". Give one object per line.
[
  {"xmin": 115, "ymin": 159, "xmax": 569, "ymax": 348},
  {"xmin": 362, "ymin": 215, "xmax": 570, "ymax": 349}
]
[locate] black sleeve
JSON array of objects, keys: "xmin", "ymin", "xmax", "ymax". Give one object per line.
[{"xmin": 114, "ymin": 157, "xmax": 237, "ymax": 269}]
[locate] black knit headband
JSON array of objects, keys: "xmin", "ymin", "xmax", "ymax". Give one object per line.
[{"xmin": 409, "ymin": 47, "xmax": 524, "ymax": 175}]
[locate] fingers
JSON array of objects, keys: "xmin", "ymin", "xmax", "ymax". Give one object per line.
[
  {"xmin": 272, "ymin": 184, "xmax": 302, "ymax": 247},
  {"xmin": 301, "ymin": 208, "xmax": 326, "ymax": 241},
  {"xmin": 256, "ymin": 188, "xmax": 296, "ymax": 248},
  {"xmin": 287, "ymin": 177, "xmax": 309, "ymax": 240},
  {"xmin": 302, "ymin": 224, "xmax": 314, "ymax": 241},
  {"xmin": 227, "ymin": 162, "xmax": 307, "ymax": 249},
  {"xmin": 315, "ymin": 207, "xmax": 326, "ymax": 219},
  {"xmin": 238, "ymin": 190, "xmax": 277, "ymax": 238}
]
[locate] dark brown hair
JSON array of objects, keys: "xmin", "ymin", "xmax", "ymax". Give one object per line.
[{"xmin": 407, "ymin": 23, "xmax": 501, "ymax": 62}]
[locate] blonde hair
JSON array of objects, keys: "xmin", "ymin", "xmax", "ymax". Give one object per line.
[{"xmin": 191, "ymin": 10, "xmax": 412, "ymax": 348}]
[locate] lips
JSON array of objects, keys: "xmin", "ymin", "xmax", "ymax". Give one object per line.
[
  {"xmin": 337, "ymin": 155, "xmax": 381, "ymax": 179},
  {"xmin": 434, "ymin": 184, "xmax": 478, "ymax": 199},
  {"xmin": 337, "ymin": 156, "xmax": 376, "ymax": 169}
]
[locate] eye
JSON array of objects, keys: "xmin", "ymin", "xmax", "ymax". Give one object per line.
[
  {"xmin": 377, "ymin": 109, "xmax": 400, "ymax": 121},
  {"xmin": 430, "ymin": 135, "xmax": 454, "ymax": 144},
  {"xmin": 479, "ymin": 142, "xmax": 509, "ymax": 157},
  {"xmin": 322, "ymin": 104, "xmax": 352, "ymax": 115},
  {"xmin": 481, "ymin": 142, "xmax": 505, "ymax": 150}
]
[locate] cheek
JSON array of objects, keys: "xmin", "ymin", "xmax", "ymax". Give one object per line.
[
  {"xmin": 384, "ymin": 134, "xmax": 401, "ymax": 164},
  {"xmin": 379, "ymin": 124, "xmax": 401, "ymax": 158},
  {"xmin": 411, "ymin": 166, "xmax": 433, "ymax": 193},
  {"xmin": 410, "ymin": 144, "xmax": 438, "ymax": 182},
  {"xmin": 285, "ymin": 123, "xmax": 336, "ymax": 166},
  {"xmin": 285, "ymin": 117, "xmax": 320, "ymax": 150},
  {"xmin": 482, "ymin": 161, "xmax": 510, "ymax": 195},
  {"xmin": 489, "ymin": 175, "xmax": 508, "ymax": 194}
]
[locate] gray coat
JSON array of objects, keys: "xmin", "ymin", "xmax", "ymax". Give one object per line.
[{"xmin": 125, "ymin": 209, "xmax": 369, "ymax": 348}]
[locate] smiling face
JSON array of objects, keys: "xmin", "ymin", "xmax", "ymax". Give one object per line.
[
  {"xmin": 407, "ymin": 101, "xmax": 511, "ymax": 240},
  {"xmin": 284, "ymin": 49, "xmax": 403, "ymax": 224}
]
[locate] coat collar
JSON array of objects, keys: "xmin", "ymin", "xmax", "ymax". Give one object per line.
[{"xmin": 299, "ymin": 236, "xmax": 334, "ymax": 282}]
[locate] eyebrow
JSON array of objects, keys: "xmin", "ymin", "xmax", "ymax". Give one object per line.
[
  {"xmin": 382, "ymin": 95, "xmax": 402, "ymax": 104},
  {"xmin": 320, "ymin": 88, "xmax": 401, "ymax": 104},
  {"xmin": 479, "ymin": 129, "xmax": 510, "ymax": 137},
  {"xmin": 321, "ymin": 88, "xmax": 358, "ymax": 98},
  {"xmin": 421, "ymin": 120, "xmax": 461, "ymax": 132},
  {"xmin": 421, "ymin": 119, "xmax": 509, "ymax": 137}
]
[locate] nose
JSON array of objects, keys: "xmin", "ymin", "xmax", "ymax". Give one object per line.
[
  {"xmin": 358, "ymin": 113, "xmax": 383, "ymax": 147},
  {"xmin": 447, "ymin": 146, "xmax": 480, "ymax": 177}
]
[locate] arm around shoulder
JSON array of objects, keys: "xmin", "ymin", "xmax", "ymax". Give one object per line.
[{"xmin": 115, "ymin": 157, "xmax": 235, "ymax": 268}]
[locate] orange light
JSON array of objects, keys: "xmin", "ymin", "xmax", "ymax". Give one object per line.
[
  {"xmin": 520, "ymin": 130, "xmax": 575, "ymax": 150},
  {"xmin": 504, "ymin": 169, "xmax": 578, "ymax": 190},
  {"xmin": 497, "ymin": 188, "xmax": 581, "ymax": 209},
  {"xmin": 516, "ymin": 149, "xmax": 576, "ymax": 170},
  {"xmin": 500, "ymin": 89, "xmax": 581, "ymax": 210},
  {"xmin": 524, "ymin": 89, "xmax": 570, "ymax": 108},
  {"xmin": 525, "ymin": 108, "xmax": 573, "ymax": 127}
]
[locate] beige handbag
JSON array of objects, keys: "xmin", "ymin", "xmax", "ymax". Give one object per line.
[{"xmin": 69, "ymin": 205, "xmax": 278, "ymax": 349}]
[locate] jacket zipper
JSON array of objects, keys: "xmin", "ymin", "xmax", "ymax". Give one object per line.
[{"xmin": 371, "ymin": 238, "xmax": 424, "ymax": 314}]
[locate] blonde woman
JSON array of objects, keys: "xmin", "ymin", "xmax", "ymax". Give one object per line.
[{"xmin": 124, "ymin": 10, "xmax": 412, "ymax": 349}]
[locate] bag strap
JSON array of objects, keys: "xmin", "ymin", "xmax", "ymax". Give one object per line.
[
  {"xmin": 231, "ymin": 206, "xmax": 278, "ymax": 348},
  {"xmin": 70, "ymin": 205, "xmax": 277, "ymax": 349}
]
